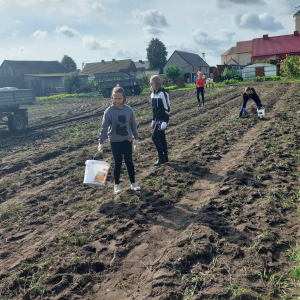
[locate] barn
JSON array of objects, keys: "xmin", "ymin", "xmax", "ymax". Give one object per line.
[
  {"xmin": 164, "ymin": 50, "xmax": 210, "ymax": 82},
  {"xmin": 0, "ymin": 60, "xmax": 72, "ymax": 96}
]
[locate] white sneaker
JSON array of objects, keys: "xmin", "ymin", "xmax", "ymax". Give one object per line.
[
  {"xmin": 114, "ymin": 184, "xmax": 122, "ymax": 195},
  {"xmin": 131, "ymin": 183, "xmax": 141, "ymax": 191}
]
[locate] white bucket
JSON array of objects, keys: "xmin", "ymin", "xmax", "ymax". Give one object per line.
[
  {"xmin": 84, "ymin": 160, "xmax": 110, "ymax": 186},
  {"xmin": 257, "ymin": 108, "xmax": 265, "ymax": 117}
]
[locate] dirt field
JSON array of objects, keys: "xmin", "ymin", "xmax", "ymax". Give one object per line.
[{"xmin": 1, "ymin": 82, "xmax": 300, "ymax": 300}]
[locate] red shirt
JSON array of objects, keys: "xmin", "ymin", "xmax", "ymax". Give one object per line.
[{"xmin": 196, "ymin": 78, "xmax": 205, "ymax": 88}]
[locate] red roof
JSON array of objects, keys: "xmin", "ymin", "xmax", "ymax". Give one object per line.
[
  {"xmin": 221, "ymin": 46, "xmax": 236, "ymax": 56},
  {"xmin": 221, "ymin": 47, "xmax": 231, "ymax": 56},
  {"xmin": 253, "ymin": 34, "xmax": 300, "ymax": 57},
  {"xmin": 235, "ymin": 40, "xmax": 253, "ymax": 54}
]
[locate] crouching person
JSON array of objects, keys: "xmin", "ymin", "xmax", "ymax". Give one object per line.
[
  {"xmin": 239, "ymin": 86, "xmax": 264, "ymax": 118},
  {"xmin": 98, "ymin": 86, "xmax": 141, "ymax": 195}
]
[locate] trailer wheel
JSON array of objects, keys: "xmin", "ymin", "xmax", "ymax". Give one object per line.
[
  {"xmin": 8, "ymin": 114, "xmax": 26, "ymax": 133},
  {"xmin": 134, "ymin": 88, "xmax": 141, "ymax": 95},
  {"xmin": 102, "ymin": 89, "xmax": 112, "ymax": 98},
  {"xmin": 125, "ymin": 87, "xmax": 132, "ymax": 96}
]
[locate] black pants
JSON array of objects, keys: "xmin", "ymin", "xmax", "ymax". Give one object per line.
[
  {"xmin": 196, "ymin": 87, "xmax": 204, "ymax": 104},
  {"xmin": 152, "ymin": 121, "xmax": 168, "ymax": 158},
  {"xmin": 239, "ymin": 97, "xmax": 263, "ymax": 117},
  {"xmin": 110, "ymin": 140, "xmax": 135, "ymax": 184}
]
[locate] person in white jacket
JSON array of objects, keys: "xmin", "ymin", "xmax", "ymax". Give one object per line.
[
  {"xmin": 98, "ymin": 86, "xmax": 141, "ymax": 195},
  {"xmin": 150, "ymin": 75, "xmax": 170, "ymax": 166}
]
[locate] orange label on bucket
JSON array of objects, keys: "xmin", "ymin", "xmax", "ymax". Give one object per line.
[{"xmin": 94, "ymin": 171, "xmax": 107, "ymax": 184}]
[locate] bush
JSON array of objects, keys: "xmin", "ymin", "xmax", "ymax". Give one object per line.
[
  {"xmin": 176, "ymin": 77, "xmax": 185, "ymax": 88},
  {"xmin": 266, "ymin": 58, "xmax": 277, "ymax": 65},
  {"xmin": 221, "ymin": 67, "xmax": 240, "ymax": 81},
  {"xmin": 86, "ymin": 80, "xmax": 98, "ymax": 88},
  {"xmin": 281, "ymin": 55, "xmax": 300, "ymax": 78},
  {"xmin": 165, "ymin": 64, "xmax": 181, "ymax": 84},
  {"xmin": 140, "ymin": 74, "xmax": 151, "ymax": 87},
  {"xmin": 74, "ymin": 87, "xmax": 93, "ymax": 94},
  {"xmin": 62, "ymin": 71, "xmax": 82, "ymax": 94}
]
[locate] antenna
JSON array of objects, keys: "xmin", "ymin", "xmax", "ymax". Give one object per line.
[
  {"xmin": 202, "ymin": 52, "xmax": 206, "ymax": 62},
  {"xmin": 82, "ymin": 60, "xmax": 89, "ymax": 70}
]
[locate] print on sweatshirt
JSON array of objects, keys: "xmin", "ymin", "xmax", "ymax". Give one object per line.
[{"xmin": 116, "ymin": 115, "xmax": 129, "ymax": 136}]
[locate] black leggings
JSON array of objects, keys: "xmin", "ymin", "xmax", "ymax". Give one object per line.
[
  {"xmin": 110, "ymin": 140, "xmax": 135, "ymax": 184},
  {"xmin": 152, "ymin": 121, "xmax": 168, "ymax": 158},
  {"xmin": 197, "ymin": 87, "xmax": 204, "ymax": 104}
]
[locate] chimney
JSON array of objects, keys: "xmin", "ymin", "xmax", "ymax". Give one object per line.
[
  {"xmin": 263, "ymin": 34, "xmax": 268, "ymax": 39},
  {"xmin": 294, "ymin": 11, "xmax": 300, "ymax": 32},
  {"xmin": 139, "ymin": 60, "xmax": 143, "ymax": 63},
  {"xmin": 112, "ymin": 59, "xmax": 116, "ymax": 62},
  {"xmin": 294, "ymin": 31, "xmax": 299, "ymax": 36},
  {"xmin": 101, "ymin": 60, "xmax": 105, "ymax": 63}
]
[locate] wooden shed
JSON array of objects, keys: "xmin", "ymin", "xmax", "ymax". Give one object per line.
[{"xmin": 0, "ymin": 60, "xmax": 72, "ymax": 96}]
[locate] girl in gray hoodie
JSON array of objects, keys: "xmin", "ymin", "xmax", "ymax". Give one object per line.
[{"xmin": 98, "ymin": 86, "xmax": 141, "ymax": 195}]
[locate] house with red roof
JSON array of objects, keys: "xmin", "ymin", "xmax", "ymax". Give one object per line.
[
  {"xmin": 252, "ymin": 31, "xmax": 300, "ymax": 62},
  {"xmin": 221, "ymin": 11, "xmax": 300, "ymax": 66},
  {"xmin": 221, "ymin": 47, "xmax": 237, "ymax": 65}
]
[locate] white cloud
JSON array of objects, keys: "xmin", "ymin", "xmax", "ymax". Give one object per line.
[
  {"xmin": 32, "ymin": 29, "xmax": 48, "ymax": 40},
  {"xmin": 233, "ymin": 13, "xmax": 284, "ymax": 31},
  {"xmin": 214, "ymin": 0, "xmax": 264, "ymax": 8},
  {"xmin": 130, "ymin": 9, "xmax": 169, "ymax": 36},
  {"xmin": 82, "ymin": 35, "xmax": 115, "ymax": 50},
  {"xmin": 0, "ymin": 0, "xmax": 5, "ymax": 10},
  {"xmin": 54, "ymin": 25, "xmax": 79, "ymax": 37},
  {"xmin": 115, "ymin": 49, "xmax": 141, "ymax": 61},
  {"xmin": 190, "ymin": 28, "xmax": 235, "ymax": 51}
]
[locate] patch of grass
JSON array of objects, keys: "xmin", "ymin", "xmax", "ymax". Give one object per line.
[
  {"xmin": 262, "ymin": 231, "xmax": 275, "ymax": 241},
  {"xmin": 145, "ymin": 176, "xmax": 166, "ymax": 186}
]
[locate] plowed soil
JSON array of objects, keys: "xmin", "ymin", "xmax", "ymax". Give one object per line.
[{"xmin": 1, "ymin": 82, "xmax": 300, "ymax": 300}]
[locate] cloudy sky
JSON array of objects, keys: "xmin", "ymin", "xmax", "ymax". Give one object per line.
[{"xmin": 0, "ymin": 0, "xmax": 298, "ymax": 68}]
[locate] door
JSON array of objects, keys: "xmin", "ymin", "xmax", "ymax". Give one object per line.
[{"xmin": 255, "ymin": 67, "xmax": 265, "ymax": 77}]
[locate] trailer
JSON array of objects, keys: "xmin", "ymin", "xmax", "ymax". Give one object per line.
[
  {"xmin": 0, "ymin": 88, "xmax": 36, "ymax": 132},
  {"xmin": 96, "ymin": 72, "xmax": 142, "ymax": 98}
]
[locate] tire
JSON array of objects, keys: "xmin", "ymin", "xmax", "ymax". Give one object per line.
[
  {"xmin": 102, "ymin": 89, "xmax": 111, "ymax": 98},
  {"xmin": 8, "ymin": 114, "xmax": 26, "ymax": 133},
  {"xmin": 125, "ymin": 87, "xmax": 132, "ymax": 96},
  {"xmin": 134, "ymin": 88, "xmax": 141, "ymax": 95}
]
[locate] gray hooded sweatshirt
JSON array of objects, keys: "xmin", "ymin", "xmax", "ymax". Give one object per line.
[{"xmin": 99, "ymin": 104, "xmax": 138, "ymax": 144}]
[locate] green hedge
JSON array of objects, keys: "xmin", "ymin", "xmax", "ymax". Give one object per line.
[
  {"xmin": 142, "ymin": 85, "xmax": 179, "ymax": 93},
  {"xmin": 251, "ymin": 76, "xmax": 281, "ymax": 82},
  {"xmin": 37, "ymin": 92, "xmax": 102, "ymax": 101}
]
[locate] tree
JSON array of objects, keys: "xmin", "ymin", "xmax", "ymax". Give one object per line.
[
  {"xmin": 146, "ymin": 38, "xmax": 168, "ymax": 71},
  {"xmin": 221, "ymin": 67, "xmax": 240, "ymax": 81},
  {"xmin": 165, "ymin": 64, "xmax": 181, "ymax": 84},
  {"xmin": 61, "ymin": 55, "xmax": 77, "ymax": 72},
  {"xmin": 62, "ymin": 71, "xmax": 81, "ymax": 94}
]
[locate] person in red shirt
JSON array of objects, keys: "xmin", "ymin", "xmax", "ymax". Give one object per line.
[{"xmin": 195, "ymin": 71, "xmax": 206, "ymax": 107}]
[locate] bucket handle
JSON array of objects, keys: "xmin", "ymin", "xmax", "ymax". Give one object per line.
[{"xmin": 93, "ymin": 151, "xmax": 103, "ymax": 160}]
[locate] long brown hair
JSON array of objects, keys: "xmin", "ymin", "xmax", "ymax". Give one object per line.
[
  {"xmin": 150, "ymin": 75, "xmax": 162, "ymax": 90},
  {"xmin": 111, "ymin": 86, "xmax": 126, "ymax": 105}
]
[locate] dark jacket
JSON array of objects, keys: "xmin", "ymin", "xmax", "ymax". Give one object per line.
[
  {"xmin": 151, "ymin": 89, "xmax": 170, "ymax": 123},
  {"xmin": 242, "ymin": 88, "xmax": 261, "ymax": 108}
]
